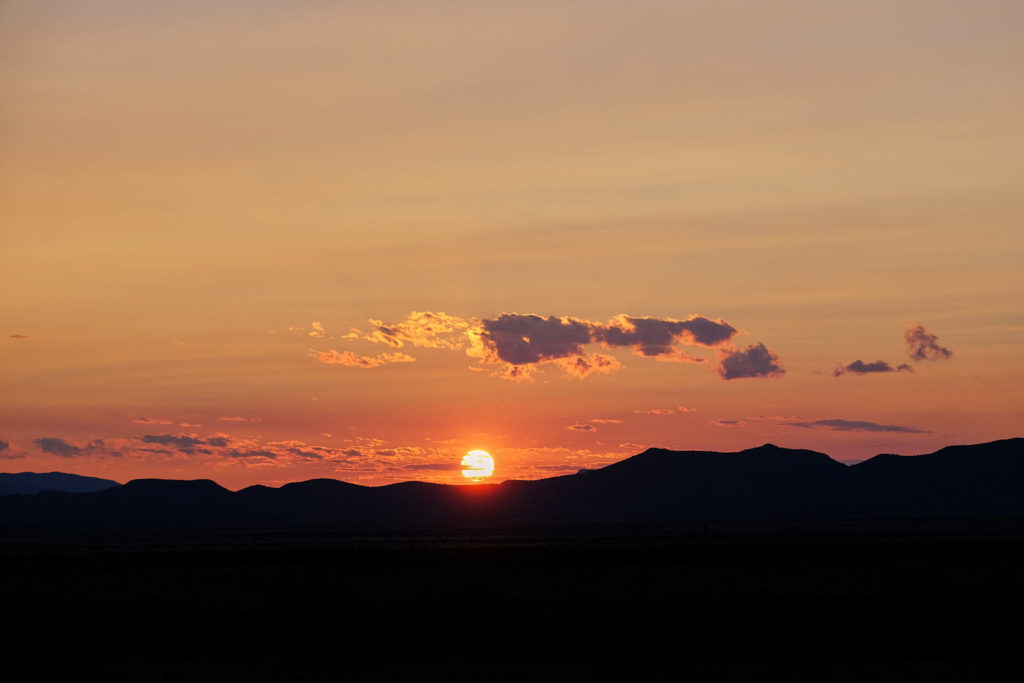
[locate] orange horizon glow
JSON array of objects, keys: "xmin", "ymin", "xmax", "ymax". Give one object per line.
[{"xmin": 1, "ymin": 2, "xmax": 1021, "ymax": 490}]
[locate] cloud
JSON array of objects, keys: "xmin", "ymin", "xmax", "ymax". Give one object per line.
[
  {"xmin": 833, "ymin": 360, "xmax": 913, "ymax": 377},
  {"xmin": 782, "ymin": 419, "xmax": 926, "ymax": 434},
  {"xmin": 634, "ymin": 408, "xmax": 677, "ymax": 415},
  {"xmin": 567, "ymin": 424, "xmax": 597, "ymax": 432},
  {"xmin": 476, "ymin": 314, "xmax": 593, "ymax": 365},
  {"xmin": 10, "ymin": 333, "xmax": 29, "ymax": 339},
  {"xmin": 132, "ymin": 417, "xmax": 174, "ymax": 425},
  {"xmin": 718, "ymin": 343, "xmax": 785, "ymax": 380},
  {"xmin": 309, "ymin": 349, "xmax": 416, "ymax": 368},
  {"xmin": 323, "ymin": 310, "xmax": 780, "ymax": 382},
  {"xmin": 138, "ymin": 436, "xmax": 224, "ymax": 456},
  {"xmin": 216, "ymin": 416, "xmax": 261, "ymax": 423},
  {"xmin": 0, "ymin": 440, "xmax": 7, "ymax": 452},
  {"xmin": 677, "ymin": 406, "xmax": 696, "ymax": 413},
  {"xmin": 472, "ymin": 313, "xmax": 730, "ymax": 371},
  {"xmin": 554, "ymin": 353, "xmax": 621, "ymax": 378},
  {"xmin": 905, "ymin": 324, "xmax": 953, "ymax": 361},
  {"xmin": 34, "ymin": 437, "xmax": 106, "ymax": 457},
  {"xmin": 712, "ymin": 419, "xmax": 745, "ymax": 427},
  {"xmin": 309, "ymin": 321, "xmax": 326, "ymax": 338},
  {"xmin": 590, "ymin": 418, "xmax": 623, "ymax": 424},
  {"xmin": 594, "ymin": 315, "xmax": 736, "ymax": 354},
  {"xmin": 348, "ymin": 311, "xmax": 470, "ymax": 350}
]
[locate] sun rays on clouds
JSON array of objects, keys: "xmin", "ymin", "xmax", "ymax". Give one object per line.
[{"xmin": 304, "ymin": 311, "xmax": 785, "ymax": 382}]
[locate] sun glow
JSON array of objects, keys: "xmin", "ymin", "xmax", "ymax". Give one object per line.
[{"xmin": 461, "ymin": 450, "xmax": 495, "ymax": 482}]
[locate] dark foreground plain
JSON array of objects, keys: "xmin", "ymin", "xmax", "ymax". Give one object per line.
[{"xmin": 5, "ymin": 519, "xmax": 1024, "ymax": 682}]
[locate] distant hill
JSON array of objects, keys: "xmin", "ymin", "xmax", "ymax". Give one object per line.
[
  {"xmin": 1, "ymin": 439, "xmax": 1021, "ymax": 528},
  {"xmin": 0, "ymin": 472, "xmax": 120, "ymax": 496}
]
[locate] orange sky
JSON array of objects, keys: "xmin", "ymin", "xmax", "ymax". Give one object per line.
[{"xmin": 2, "ymin": 1, "xmax": 1022, "ymax": 489}]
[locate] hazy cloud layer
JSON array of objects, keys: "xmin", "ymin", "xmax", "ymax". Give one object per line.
[
  {"xmin": 905, "ymin": 324, "xmax": 953, "ymax": 361},
  {"xmin": 782, "ymin": 419, "xmax": 926, "ymax": 433},
  {"xmin": 718, "ymin": 344, "xmax": 785, "ymax": 380},
  {"xmin": 834, "ymin": 360, "xmax": 913, "ymax": 377}
]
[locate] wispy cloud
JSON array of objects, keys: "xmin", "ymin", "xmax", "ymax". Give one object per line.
[
  {"xmin": 309, "ymin": 349, "xmax": 416, "ymax": 368},
  {"xmin": 346, "ymin": 311, "xmax": 470, "ymax": 350},
  {"xmin": 216, "ymin": 416, "xmax": 261, "ymax": 423},
  {"xmin": 782, "ymin": 419, "xmax": 926, "ymax": 434},
  {"xmin": 132, "ymin": 417, "xmax": 174, "ymax": 425},
  {"xmin": 905, "ymin": 324, "xmax": 953, "ymax": 361},
  {"xmin": 567, "ymin": 423, "xmax": 597, "ymax": 432},
  {"xmin": 10, "ymin": 333, "xmax": 29, "ymax": 339},
  {"xmin": 34, "ymin": 437, "xmax": 108, "ymax": 457}
]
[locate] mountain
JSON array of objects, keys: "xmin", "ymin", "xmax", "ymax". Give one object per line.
[
  {"xmin": 1, "ymin": 439, "xmax": 1021, "ymax": 528},
  {"xmin": 0, "ymin": 471, "xmax": 120, "ymax": 496}
]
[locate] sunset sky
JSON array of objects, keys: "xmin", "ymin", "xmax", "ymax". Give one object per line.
[{"xmin": 2, "ymin": 1, "xmax": 1022, "ymax": 489}]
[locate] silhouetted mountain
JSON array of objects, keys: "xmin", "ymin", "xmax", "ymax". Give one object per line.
[
  {"xmin": 1, "ymin": 439, "xmax": 1021, "ymax": 528},
  {"xmin": 0, "ymin": 471, "xmax": 120, "ymax": 496}
]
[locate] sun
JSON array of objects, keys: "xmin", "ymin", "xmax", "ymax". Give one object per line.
[{"xmin": 461, "ymin": 450, "xmax": 495, "ymax": 482}]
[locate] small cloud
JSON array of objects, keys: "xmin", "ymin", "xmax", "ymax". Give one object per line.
[
  {"xmin": 321, "ymin": 433, "xmax": 332, "ymax": 438},
  {"xmin": 179, "ymin": 422, "xmax": 202, "ymax": 428},
  {"xmin": 834, "ymin": 360, "xmax": 913, "ymax": 377},
  {"xmin": 0, "ymin": 440, "xmax": 8, "ymax": 452},
  {"xmin": 132, "ymin": 417, "xmax": 173, "ymax": 425},
  {"xmin": 590, "ymin": 418, "xmax": 623, "ymax": 424},
  {"xmin": 905, "ymin": 324, "xmax": 953, "ymax": 362},
  {"xmin": 782, "ymin": 419, "xmax": 926, "ymax": 434},
  {"xmin": 677, "ymin": 406, "xmax": 696, "ymax": 413},
  {"xmin": 309, "ymin": 349, "xmax": 416, "ymax": 368},
  {"xmin": 711, "ymin": 419, "xmax": 745, "ymax": 427},
  {"xmin": 34, "ymin": 437, "xmax": 105, "ymax": 457},
  {"xmin": 568, "ymin": 423, "xmax": 597, "ymax": 432},
  {"xmin": 718, "ymin": 343, "xmax": 785, "ymax": 380},
  {"xmin": 10, "ymin": 333, "xmax": 29, "ymax": 339},
  {"xmin": 216, "ymin": 416, "xmax": 261, "ymax": 423},
  {"xmin": 554, "ymin": 353, "xmax": 622, "ymax": 378},
  {"xmin": 139, "ymin": 433, "xmax": 246, "ymax": 455},
  {"xmin": 350, "ymin": 311, "xmax": 470, "ymax": 350},
  {"xmin": 309, "ymin": 321, "xmax": 327, "ymax": 338},
  {"xmin": 634, "ymin": 408, "xmax": 677, "ymax": 415}
]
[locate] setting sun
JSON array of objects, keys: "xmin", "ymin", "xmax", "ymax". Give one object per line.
[{"xmin": 461, "ymin": 450, "xmax": 495, "ymax": 482}]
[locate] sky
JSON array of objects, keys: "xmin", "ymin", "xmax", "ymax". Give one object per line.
[{"xmin": 2, "ymin": 0, "xmax": 1022, "ymax": 489}]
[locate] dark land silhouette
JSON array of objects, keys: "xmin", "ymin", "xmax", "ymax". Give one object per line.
[
  {"xmin": 3, "ymin": 438, "xmax": 1022, "ymax": 528},
  {"xmin": 0, "ymin": 471, "xmax": 120, "ymax": 496},
  {"xmin": 4, "ymin": 438, "xmax": 1023, "ymax": 682}
]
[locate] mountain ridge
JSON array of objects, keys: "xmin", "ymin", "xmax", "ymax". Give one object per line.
[{"xmin": 2, "ymin": 438, "xmax": 1021, "ymax": 527}]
